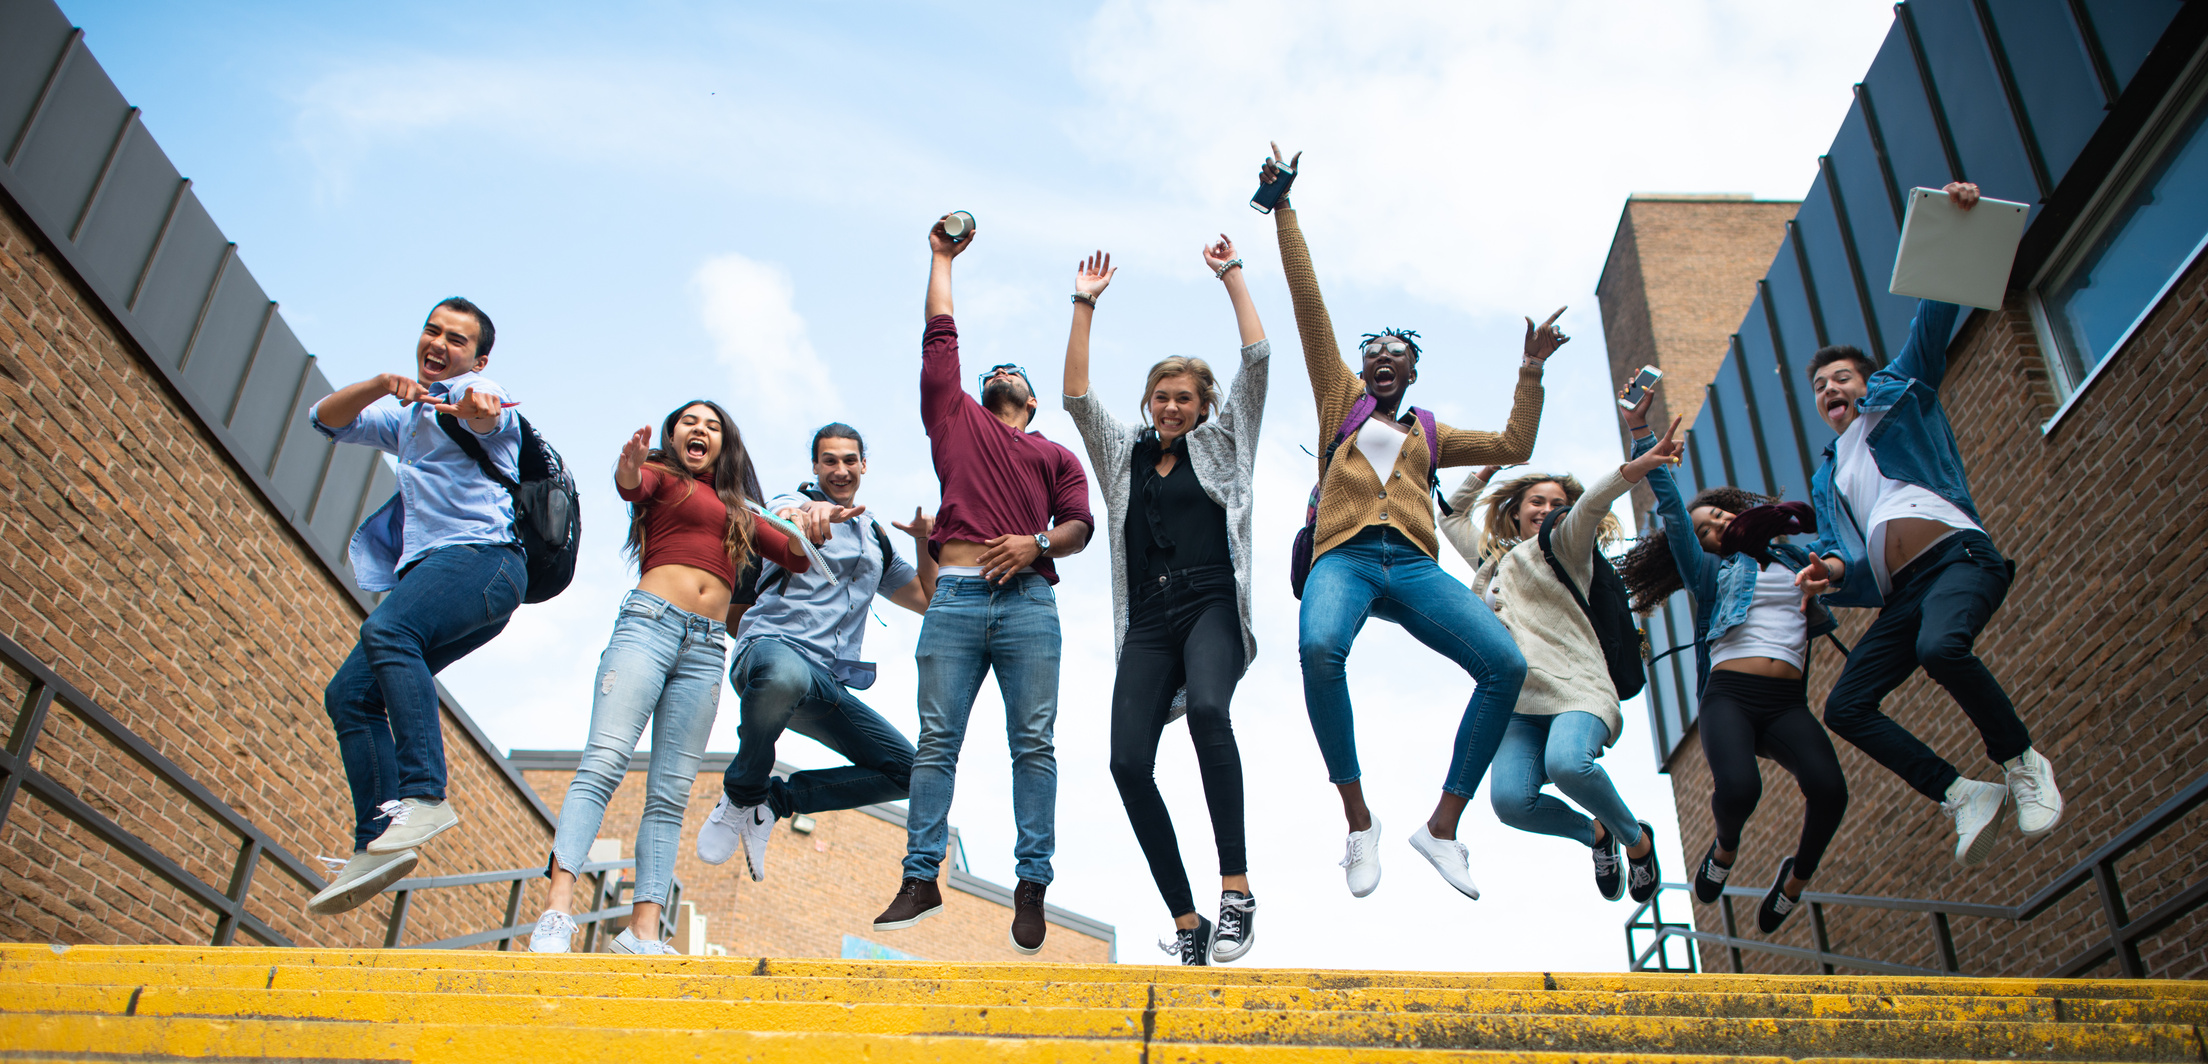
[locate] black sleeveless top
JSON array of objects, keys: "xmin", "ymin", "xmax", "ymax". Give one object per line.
[{"xmin": 1124, "ymin": 431, "xmax": 1230, "ymax": 583}]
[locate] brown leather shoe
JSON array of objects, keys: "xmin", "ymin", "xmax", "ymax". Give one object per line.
[
  {"xmin": 1010, "ymin": 879, "xmax": 1047, "ymax": 954},
  {"xmin": 872, "ymin": 877, "xmax": 943, "ymax": 930}
]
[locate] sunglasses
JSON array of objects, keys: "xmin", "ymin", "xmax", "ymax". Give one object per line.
[
  {"xmin": 978, "ymin": 363, "xmax": 1031, "ymax": 390},
  {"xmin": 1361, "ymin": 341, "xmax": 1413, "ymax": 358}
]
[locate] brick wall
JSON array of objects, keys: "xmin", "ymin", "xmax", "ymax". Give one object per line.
[
  {"xmin": 1667, "ymin": 251, "xmax": 2208, "ymax": 979},
  {"xmin": 0, "ymin": 200, "xmax": 558, "ymax": 949},
  {"xmin": 1596, "ymin": 196, "xmax": 1798, "ymax": 521},
  {"xmin": 520, "ymin": 765, "xmax": 1113, "ymax": 964}
]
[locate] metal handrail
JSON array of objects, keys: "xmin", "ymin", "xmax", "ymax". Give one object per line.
[
  {"xmin": 0, "ymin": 630, "xmax": 683, "ymax": 952},
  {"xmin": 1625, "ymin": 772, "xmax": 2208, "ymax": 977}
]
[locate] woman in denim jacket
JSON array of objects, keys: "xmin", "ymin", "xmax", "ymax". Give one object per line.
[
  {"xmin": 1615, "ymin": 382, "xmax": 1845, "ymax": 934},
  {"xmin": 528, "ymin": 399, "xmax": 810, "ymax": 955}
]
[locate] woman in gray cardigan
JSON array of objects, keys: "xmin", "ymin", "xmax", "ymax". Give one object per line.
[
  {"xmin": 1062, "ymin": 236, "xmax": 1268, "ymax": 967},
  {"xmin": 1441, "ymin": 417, "xmax": 1682, "ymax": 905}
]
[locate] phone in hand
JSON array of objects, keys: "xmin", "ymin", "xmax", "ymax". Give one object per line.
[
  {"xmin": 1251, "ymin": 162, "xmax": 1296, "ymax": 214},
  {"xmin": 1618, "ymin": 365, "xmax": 1663, "ymax": 410}
]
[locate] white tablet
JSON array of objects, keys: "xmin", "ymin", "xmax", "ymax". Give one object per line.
[{"xmin": 1888, "ymin": 186, "xmax": 2030, "ymax": 310}]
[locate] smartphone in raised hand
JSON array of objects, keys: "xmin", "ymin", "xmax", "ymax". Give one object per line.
[{"xmin": 1618, "ymin": 365, "xmax": 1663, "ymax": 411}]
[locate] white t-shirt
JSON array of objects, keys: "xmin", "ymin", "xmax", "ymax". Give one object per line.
[
  {"xmin": 1833, "ymin": 411, "xmax": 1981, "ymax": 596},
  {"xmin": 1710, "ymin": 562, "xmax": 1809, "ymax": 670},
  {"xmin": 1353, "ymin": 416, "xmax": 1408, "ymax": 485}
]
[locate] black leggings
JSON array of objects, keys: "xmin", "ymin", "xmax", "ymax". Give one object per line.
[
  {"xmin": 1109, "ymin": 566, "xmax": 1247, "ymax": 919},
  {"xmin": 1700, "ymin": 670, "xmax": 1848, "ymax": 880}
]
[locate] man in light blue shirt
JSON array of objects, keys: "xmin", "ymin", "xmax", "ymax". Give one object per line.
[
  {"xmin": 303, "ymin": 297, "xmax": 528, "ymax": 916},
  {"xmin": 696, "ymin": 423, "xmax": 936, "ymax": 882}
]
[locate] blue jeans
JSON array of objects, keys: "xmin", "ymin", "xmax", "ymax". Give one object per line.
[
  {"xmin": 1299, "ymin": 528, "xmax": 1525, "ymax": 798},
  {"xmin": 724, "ymin": 637, "xmax": 915, "ymax": 818},
  {"xmin": 548, "ymin": 591, "xmax": 725, "ymax": 906},
  {"xmin": 325, "ymin": 542, "xmax": 525, "ymax": 850},
  {"xmin": 1490, "ymin": 711, "xmax": 1643, "ymax": 849},
  {"xmin": 904, "ymin": 574, "xmax": 1060, "ymax": 885}
]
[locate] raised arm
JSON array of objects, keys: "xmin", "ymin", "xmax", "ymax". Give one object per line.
[
  {"xmin": 919, "ymin": 214, "xmax": 975, "ymax": 433},
  {"xmin": 924, "ymin": 212, "xmax": 972, "ymax": 322},
  {"xmin": 1264, "ymin": 146, "xmax": 1360, "ymax": 445},
  {"xmin": 1625, "ymin": 383, "xmax": 1716, "ymax": 603},
  {"xmin": 1202, "ymin": 235, "xmax": 1271, "ymax": 449},
  {"xmin": 1438, "ymin": 465, "xmax": 1500, "ymax": 566},
  {"xmin": 1061, "ymin": 251, "xmax": 1115, "ymax": 401},
  {"xmin": 1205, "ymin": 234, "xmax": 1265, "ymax": 348},
  {"xmin": 1433, "ymin": 309, "xmax": 1568, "ymax": 467}
]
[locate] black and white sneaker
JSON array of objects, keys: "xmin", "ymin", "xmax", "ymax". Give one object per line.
[
  {"xmin": 1211, "ymin": 891, "xmax": 1256, "ymax": 963},
  {"xmin": 1626, "ymin": 821, "xmax": 1661, "ymax": 903},
  {"xmin": 1158, "ymin": 914, "xmax": 1214, "ymax": 966},
  {"xmin": 1694, "ymin": 840, "xmax": 1733, "ymax": 904},
  {"xmin": 1591, "ymin": 825, "xmax": 1624, "ymax": 901},
  {"xmin": 1758, "ymin": 856, "xmax": 1799, "ymax": 933}
]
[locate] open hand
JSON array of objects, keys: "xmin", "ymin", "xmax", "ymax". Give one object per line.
[
  {"xmin": 976, "ymin": 533, "xmax": 1042, "ymax": 583},
  {"xmin": 1794, "ymin": 556, "xmax": 1836, "ymax": 611},
  {"xmin": 1619, "ymin": 378, "xmax": 1658, "ymax": 430},
  {"xmin": 385, "ymin": 373, "xmax": 434, "ymax": 405},
  {"xmin": 1260, "ymin": 142, "xmax": 1301, "ymax": 186},
  {"xmin": 615, "ymin": 426, "xmax": 651, "ymax": 488},
  {"xmin": 1075, "ymin": 251, "xmax": 1115, "ymax": 301},
  {"xmin": 1621, "ymin": 417, "xmax": 1685, "ymax": 482},
  {"xmin": 1943, "ymin": 180, "xmax": 1980, "ymax": 211},
  {"xmin": 783, "ymin": 500, "xmax": 865, "ymax": 545},
  {"xmin": 1474, "ymin": 464, "xmax": 1513, "ymax": 484},
  {"xmin": 1201, "ymin": 234, "xmax": 1238, "ymax": 275},
  {"xmin": 891, "ymin": 507, "xmax": 935, "ymax": 542},
  {"xmin": 1524, "ymin": 308, "xmax": 1570, "ymax": 362}
]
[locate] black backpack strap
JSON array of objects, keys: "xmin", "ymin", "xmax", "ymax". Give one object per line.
[
  {"xmin": 436, "ymin": 412, "xmax": 520, "ymax": 491},
  {"xmin": 1537, "ymin": 508, "xmax": 1593, "ymax": 615}
]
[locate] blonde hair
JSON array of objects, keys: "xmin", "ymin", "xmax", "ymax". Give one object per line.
[
  {"xmin": 1474, "ymin": 472, "xmax": 1621, "ymax": 562},
  {"xmin": 1139, "ymin": 356, "xmax": 1220, "ymax": 427}
]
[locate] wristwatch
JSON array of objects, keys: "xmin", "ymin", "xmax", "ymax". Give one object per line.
[{"xmin": 1033, "ymin": 532, "xmax": 1051, "ymax": 556}]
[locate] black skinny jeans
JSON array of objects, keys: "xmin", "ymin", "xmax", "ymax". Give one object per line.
[
  {"xmin": 1822, "ymin": 529, "xmax": 2030, "ymax": 802},
  {"xmin": 1700, "ymin": 671, "xmax": 1848, "ymax": 879},
  {"xmin": 1109, "ymin": 565, "xmax": 1247, "ymax": 919}
]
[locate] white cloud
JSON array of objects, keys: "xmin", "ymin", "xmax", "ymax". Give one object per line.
[{"xmin": 692, "ymin": 252, "xmax": 839, "ymax": 429}]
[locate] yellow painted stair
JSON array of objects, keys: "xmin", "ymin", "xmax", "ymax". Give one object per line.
[{"xmin": 1, "ymin": 944, "xmax": 2203, "ymax": 1062}]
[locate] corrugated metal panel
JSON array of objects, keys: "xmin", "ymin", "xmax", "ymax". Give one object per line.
[{"xmin": 0, "ymin": 0, "xmax": 393, "ymax": 608}]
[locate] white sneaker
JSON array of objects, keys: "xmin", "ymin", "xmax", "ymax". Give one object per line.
[
  {"xmin": 610, "ymin": 927, "xmax": 679, "ymax": 956},
  {"xmin": 697, "ymin": 794, "xmax": 775, "ymax": 880},
  {"xmin": 2003, "ymin": 748, "xmax": 2064, "ymax": 839},
  {"xmin": 527, "ymin": 909, "xmax": 576, "ymax": 954},
  {"xmin": 1338, "ymin": 816, "xmax": 1382, "ymax": 898},
  {"xmin": 1407, "ymin": 823, "xmax": 1481, "ymax": 900},
  {"xmin": 1941, "ymin": 778, "xmax": 2007, "ymax": 867},
  {"xmin": 306, "ymin": 849, "xmax": 417, "ymax": 916},
  {"xmin": 365, "ymin": 798, "xmax": 459, "ymax": 855}
]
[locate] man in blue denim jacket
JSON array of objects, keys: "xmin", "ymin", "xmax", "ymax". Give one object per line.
[
  {"xmin": 302, "ymin": 297, "xmax": 529, "ymax": 916},
  {"xmin": 1791, "ymin": 183, "xmax": 2062, "ymax": 870}
]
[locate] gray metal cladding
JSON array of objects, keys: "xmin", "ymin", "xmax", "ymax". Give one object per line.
[
  {"xmin": 0, "ymin": 0, "xmax": 389, "ymax": 605},
  {"xmin": 1638, "ymin": 0, "xmax": 2195, "ymax": 759}
]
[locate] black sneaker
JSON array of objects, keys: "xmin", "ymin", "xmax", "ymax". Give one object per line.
[
  {"xmin": 1158, "ymin": 914, "xmax": 1214, "ymax": 966},
  {"xmin": 1211, "ymin": 891, "xmax": 1256, "ymax": 963},
  {"xmin": 1758, "ymin": 856, "xmax": 1799, "ymax": 933},
  {"xmin": 1591, "ymin": 825, "xmax": 1624, "ymax": 901},
  {"xmin": 1694, "ymin": 840, "xmax": 1733, "ymax": 904},
  {"xmin": 1626, "ymin": 821, "xmax": 1661, "ymax": 903}
]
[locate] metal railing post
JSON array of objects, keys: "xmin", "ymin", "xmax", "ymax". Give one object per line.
[
  {"xmin": 498, "ymin": 880, "xmax": 525, "ymax": 951},
  {"xmin": 382, "ymin": 890, "xmax": 411, "ymax": 949},
  {"xmin": 0, "ymin": 682, "xmax": 57, "ymax": 832},
  {"xmin": 212, "ymin": 838, "xmax": 263, "ymax": 946},
  {"xmin": 1810, "ymin": 902, "xmax": 1835, "ymax": 975},
  {"xmin": 1932, "ymin": 912, "xmax": 1960, "ymax": 974},
  {"xmin": 2091, "ymin": 859, "xmax": 2145, "ymax": 978},
  {"xmin": 1720, "ymin": 897, "xmax": 1744, "ymax": 973}
]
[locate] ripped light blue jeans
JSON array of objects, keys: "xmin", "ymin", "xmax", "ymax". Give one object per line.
[{"xmin": 548, "ymin": 590, "xmax": 725, "ymax": 905}]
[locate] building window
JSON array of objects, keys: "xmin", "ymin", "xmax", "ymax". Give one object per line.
[{"xmin": 2031, "ymin": 71, "xmax": 2208, "ymax": 415}]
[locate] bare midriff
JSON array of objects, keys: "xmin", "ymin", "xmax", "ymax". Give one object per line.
[
  {"xmin": 1883, "ymin": 515, "xmax": 1958, "ymax": 577},
  {"xmin": 636, "ymin": 563, "xmax": 733, "ymax": 621},
  {"xmin": 935, "ymin": 539, "xmax": 994, "ymax": 568},
  {"xmin": 1713, "ymin": 657, "xmax": 1803, "ymax": 680}
]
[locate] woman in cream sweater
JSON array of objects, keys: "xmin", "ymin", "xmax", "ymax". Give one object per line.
[{"xmin": 1440, "ymin": 418, "xmax": 1683, "ymax": 904}]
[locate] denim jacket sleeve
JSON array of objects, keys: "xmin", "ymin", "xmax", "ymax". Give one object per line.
[
  {"xmin": 1879, "ymin": 299, "xmax": 1961, "ymax": 393},
  {"xmin": 1638, "ymin": 431, "xmax": 1717, "ymax": 609}
]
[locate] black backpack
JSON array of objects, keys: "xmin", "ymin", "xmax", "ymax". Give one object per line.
[
  {"xmin": 438, "ymin": 413, "xmax": 580, "ymax": 604},
  {"xmin": 1536, "ymin": 508, "xmax": 1646, "ymax": 700}
]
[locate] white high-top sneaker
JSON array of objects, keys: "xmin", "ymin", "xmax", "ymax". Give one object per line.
[
  {"xmin": 2003, "ymin": 748, "xmax": 2064, "ymax": 839},
  {"xmin": 1941, "ymin": 778, "xmax": 2007, "ymax": 867}
]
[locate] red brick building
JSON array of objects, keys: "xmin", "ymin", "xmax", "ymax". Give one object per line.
[{"xmin": 1599, "ymin": 1, "xmax": 2208, "ymax": 979}]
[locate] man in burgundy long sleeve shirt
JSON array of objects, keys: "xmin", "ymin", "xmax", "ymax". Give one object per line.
[{"xmin": 872, "ymin": 213, "xmax": 1093, "ymax": 954}]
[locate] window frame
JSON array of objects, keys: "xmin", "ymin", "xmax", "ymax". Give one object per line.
[{"xmin": 2027, "ymin": 43, "xmax": 2208, "ymax": 433}]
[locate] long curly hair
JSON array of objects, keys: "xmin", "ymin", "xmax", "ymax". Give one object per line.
[
  {"xmin": 1474, "ymin": 472, "xmax": 1621, "ymax": 562},
  {"xmin": 623, "ymin": 399, "xmax": 764, "ymax": 578},
  {"xmin": 1617, "ymin": 484, "xmax": 1777, "ymax": 613}
]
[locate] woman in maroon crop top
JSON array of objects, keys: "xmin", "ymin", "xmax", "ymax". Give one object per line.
[{"xmin": 529, "ymin": 399, "xmax": 807, "ymax": 955}]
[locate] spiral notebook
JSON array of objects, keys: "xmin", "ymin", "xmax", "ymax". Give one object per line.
[{"xmin": 1888, "ymin": 186, "xmax": 2030, "ymax": 311}]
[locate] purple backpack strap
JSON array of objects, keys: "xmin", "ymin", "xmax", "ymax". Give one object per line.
[
  {"xmin": 1411, "ymin": 407, "xmax": 1440, "ymax": 470},
  {"xmin": 1338, "ymin": 393, "xmax": 1379, "ymax": 447}
]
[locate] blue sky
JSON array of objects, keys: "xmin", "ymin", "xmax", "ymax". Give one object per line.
[{"xmin": 65, "ymin": 0, "xmax": 1898, "ymax": 970}]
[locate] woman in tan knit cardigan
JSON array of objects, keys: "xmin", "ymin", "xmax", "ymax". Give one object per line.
[{"xmin": 1263, "ymin": 147, "xmax": 1567, "ymax": 903}]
